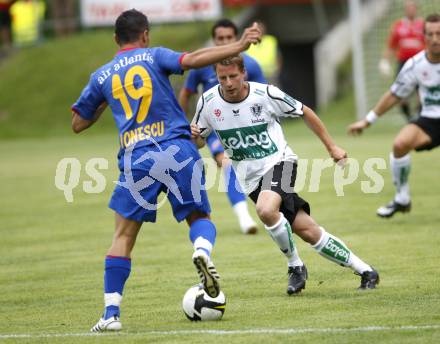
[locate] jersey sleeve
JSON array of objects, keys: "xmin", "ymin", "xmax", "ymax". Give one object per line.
[
  {"xmin": 390, "ymin": 58, "xmax": 417, "ymax": 98},
  {"xmin": 72, "ymin": 73, "xmax": 105, "ymax": 120},
  {"xmin": 192, "ymin": 95, "xmax": 212, "ymax": 138},
  {"xmin": 266, "ymin": 85, "xmax": 303, "ymax": 118},
  {"xmin": 156, "ymin": 47, "xmax": 185, "ymax": 75},
  {"xmin": 244, "ymin": 55, "xmax": 267, "ymax": 83},
  {"xmin": 183, "ymin": 69, "xmax": 200, "ymax": 94}
]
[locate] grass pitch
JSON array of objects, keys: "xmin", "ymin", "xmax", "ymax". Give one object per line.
[{"xmin": 1, "ymin": 115, "xmax": 440, "ymax": 343}]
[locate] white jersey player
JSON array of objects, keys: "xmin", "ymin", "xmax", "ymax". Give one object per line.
[
  {"xmin": 348, "ymin": 14, "xmax": 440, "ymax": 218},
  {"xmin": 391, "ymin": 50, "xmax": 440, "ymax": 119},
  {"xmin": 192, "ymin": 56, "xmax": 380, "ymax": 294},
  {"xmin": 194, "ymin": 81, "xmax": 301, "ymax": 195}
]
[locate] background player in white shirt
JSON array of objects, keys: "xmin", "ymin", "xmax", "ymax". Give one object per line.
[
  {"xmin": 348, "ymin": 14, "xmax": 440, "ymax": 218},
  {"xmin": 191, "ymin": 56, "xmax": 379, "ymax": 294}
]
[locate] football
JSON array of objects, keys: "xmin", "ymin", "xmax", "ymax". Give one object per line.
[{"xmin": 182, "ymin": 285, "xmax": 226, "ymax": 321}]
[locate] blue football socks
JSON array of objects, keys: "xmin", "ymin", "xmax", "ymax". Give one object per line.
[
  {"xmin": 224, "ymin": 164, "xmax": 246, "ymax": 206},
  {"xmin": 189, "ymin": 219, "xmax": 216, "ymax": 256},
  {"xmin": 103, "ymin": 256, "xmax": 131, "ymax": 320}
]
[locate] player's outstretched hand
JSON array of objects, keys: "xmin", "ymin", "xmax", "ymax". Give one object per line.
[
  {"xmin": 329, "ymin": 145, "xmax": 347, "ymax": 165},
  {"xmin": 347, "ymin": 119, "xmax": 369, "ymax": 136},
  {"xmin": 239, "ymin": 22, "xmax": 262, "ymax": 50},
  {"xmin": 191, "ymin": 124, "xmax": 201, "ymax": 139}
]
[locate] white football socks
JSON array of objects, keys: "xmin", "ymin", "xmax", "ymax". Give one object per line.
[
  {"xmin": 390, "ymin": 153, "xmax": 411, "ymax": 205},
  {"xmin": 265, "ymin": 213, "xmax": 303, "ymax": 267},
  {"xmin": 312, "ymin": 227, "xmax": 372, "ymax": 274},
  {"xmin": 104, "ymin": 292, "xmax": 122, "ymax": 310},
  {"xmin": 193, "ymin": 237, "xmax": 213, "ymax": 256},
  {"xmin": 233, "ymin": 201, "xmax": 257, "ymax": 233}
]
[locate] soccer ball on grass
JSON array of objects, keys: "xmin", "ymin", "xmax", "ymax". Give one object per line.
[{"xmin": 182, "ymin": 285, "xmax": 226, "ymax": 321}]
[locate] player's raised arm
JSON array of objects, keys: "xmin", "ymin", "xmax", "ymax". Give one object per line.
[
  {"xmin": 347, "ymin": 91, "xmax": 401, "ymax": 136},
  {"xmin": 180, "ymin": 23, "xmax": 261, "ymax": 70},
  {"xmin": 302, "ymin": 105, "xmax": 347, "ymax": 163}
]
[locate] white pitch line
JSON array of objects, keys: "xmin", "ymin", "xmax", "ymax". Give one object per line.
[{"xmin": 1, "ymin": 325, "xmax": 439, "ymax": 339}]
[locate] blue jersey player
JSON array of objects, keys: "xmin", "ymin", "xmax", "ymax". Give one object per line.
[
  {"xmin": 71, "ymin": 9, "xmax": 262, "ymax": 332},
  {"xmin": 179, "ymin": 19, "xmax": 266, "ymax": 235}
]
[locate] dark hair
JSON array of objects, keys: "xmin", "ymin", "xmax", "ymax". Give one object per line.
[
  {"xmin": 115, "ymin": 9, "xmax": 150, "ymax": 44},
  {"xmin": 214, "ymin": 55, "xmax": 245, "ymax": 73},
  {"xmin": 211, "ymin": 18, "xmax": 238, "ymax": 39},
  {"xmin": 424, "ymin": 14, "xmax": 440, "ymax": 32}
]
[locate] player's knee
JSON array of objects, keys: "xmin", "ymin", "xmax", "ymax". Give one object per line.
[
  {"xmin": 186, "ymin": 211, "xmax": 210, "ymax": 226},
  {"xmin": 255, "ymin": 203, "xmax": 278, "ymax": 225},
  {"xmin": 393, "ymin": 139, "xmax": 410, "ymax": 156}
]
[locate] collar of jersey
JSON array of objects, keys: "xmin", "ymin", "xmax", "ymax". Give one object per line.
[
  {"xmin": 115, "ymin": 47, "xmax": 139, "ymax": 56},
  {"xmin": 218, "ymin": 82, "xmax": 251, "ymax": 104}
]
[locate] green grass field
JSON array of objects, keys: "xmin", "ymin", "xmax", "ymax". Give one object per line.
[{"xmin": 1, "ymin": 114, "xmax": 440, "ymax": 343}]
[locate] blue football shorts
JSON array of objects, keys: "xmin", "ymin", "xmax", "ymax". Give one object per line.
[{"xmin": 109, "ymin": 138, "xmax": 211, "ymax": 223}]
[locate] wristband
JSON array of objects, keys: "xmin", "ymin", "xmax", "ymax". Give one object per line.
[{"xmin": 365, "ymin": 110, "xmax": 378, "ymax": 124}]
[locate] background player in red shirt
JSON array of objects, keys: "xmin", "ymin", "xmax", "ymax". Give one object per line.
[{"xmin": 379, "ymin": 0, "xmax": 424, "ymax": 121}]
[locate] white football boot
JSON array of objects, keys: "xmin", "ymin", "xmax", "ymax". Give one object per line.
[
  {"xmin": 377, "ymin": 200, "xmax": 411, "ymax": 218},
  {"xmin": 192, "ymin": 250, "xmax": 220, "ymax": 298},
  {"xmin": 90, "ymin": 315, "xmax": 122, "ymax": 332},
  {"xmin": 239, "ymin": 215, "xmax": 258, "ymax": 235}
]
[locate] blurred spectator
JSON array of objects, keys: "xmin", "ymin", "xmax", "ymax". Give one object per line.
[
  {"xmin": 246, "ymin": 21, "xmax": 281, "ymax": 84},
  {"xmin": 10, "ymin": 0, "xmax": 45, "ymax": 46},
  {"xmin": 0, "ymin": 0, "xmax": 16, "ymax": 54},
  {"xmin": 50, "ymin": 0, "xmax": 76, "ymax": 36},
  {"xmin": 379, "ymin": 0, "xmax": 424, "ymax": 121}
]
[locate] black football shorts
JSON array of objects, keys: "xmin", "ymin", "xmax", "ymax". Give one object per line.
[
  {"xmin": 412, "ymin": 116, "xmax": 440, "ymax": 151},
  {"xmin": 249, "ymin": 161, "xmax": 310, "ymax": 224}
]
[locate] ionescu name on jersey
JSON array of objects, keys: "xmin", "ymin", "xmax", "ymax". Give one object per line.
[{"xmin": 119, "ymin": 121, "xmax": 165, "ymax": 148}]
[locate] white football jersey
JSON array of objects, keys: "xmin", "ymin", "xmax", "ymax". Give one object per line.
[
  {"xmin": 390, "ymin": 50, "xmax": 440, "ymax": 119},
  {"xmin": 193, "ymin": 82, "xmax": 303, "ymax": 194}
]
